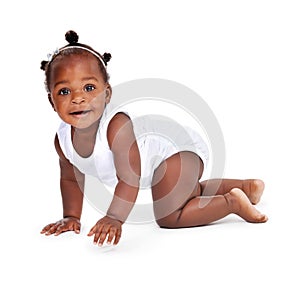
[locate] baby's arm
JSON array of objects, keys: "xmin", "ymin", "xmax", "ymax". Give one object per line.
[
  {"xmin": 40, "ymin": 134, "xmax": 85, "ymax": 236},
  {"xmin": 88, "ymin": 113, "xmax": 141, "ymax": 245}
]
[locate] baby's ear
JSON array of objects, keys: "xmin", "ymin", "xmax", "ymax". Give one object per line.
[
  {"xmin": 105, "ymin": 84, "xmax": 112, "ymax": 103},
  {"xmin": 48, "ymin": 94, "xmax": 56, "ymax": 111}
]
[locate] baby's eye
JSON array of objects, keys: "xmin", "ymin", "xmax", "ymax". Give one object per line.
[
  {"xmin": 58, "ymin": 88, "xmax": 70, "ymax": 96},
  {"xmin": 84, "ymin": 84, "xmax": 96, "ymax": 92}
]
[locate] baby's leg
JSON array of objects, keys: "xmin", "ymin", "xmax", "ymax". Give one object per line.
[
  {"xmin": 176, "ymin": 188, "xmax": 267, "ymax": 227},
  {"xmin": 151, "ymin": 152, "xmax": 267, "ymax": 228},
  {"xmin": 200, "ymin": 179, "xmax": 265, "ymax": 204}
]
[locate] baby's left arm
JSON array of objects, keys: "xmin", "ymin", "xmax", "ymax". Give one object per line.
[{"xmin": 88, "ymin": 113, "xmax": 141, "ymax": 246}]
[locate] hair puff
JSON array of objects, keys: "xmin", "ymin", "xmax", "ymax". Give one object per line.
[
  {"xmin": 103, "ymin": 52, "xmax": 112, "ymax": 63},
  {"xmin": 65, "ymin": 30, "xmax": 79, "ymax": 44},
  {"xmin": 40, "ymin": 60, "xmax": 48, "ymax": 71}
]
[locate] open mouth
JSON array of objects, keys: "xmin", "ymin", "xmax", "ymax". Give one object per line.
[{"xmin": 70, "ymin": 110, "xmax": 91, "ymax": 116}]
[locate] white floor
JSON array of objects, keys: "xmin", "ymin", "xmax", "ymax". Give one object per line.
[
  {"xmin": 1, "ymin": 1, "xmax": 300, "ymax": 299},
  {"xmin": 2, "ymin": 165, "xmax": 299, "ymax": 300}
]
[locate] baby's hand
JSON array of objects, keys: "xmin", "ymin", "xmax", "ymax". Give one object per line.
[
  {"xmin": 40, "ymin": 217, "xmax": 81, "ymax": 236},
  {"xmin": 87, "ymin": 216, "xmax": 122, "ymax": 246}
]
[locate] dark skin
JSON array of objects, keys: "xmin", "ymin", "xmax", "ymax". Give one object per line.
[
  {"xmin": 41, "ymin": 51, "xmax": 268, "ymax": 246},
  {"xmin": 41, "ymin": 53, "xmax": 141, "ymax": 246}
]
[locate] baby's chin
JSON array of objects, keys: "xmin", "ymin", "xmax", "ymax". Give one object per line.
[{"xmin": 71, "ymin": 117, "xmax": 101, "ymax": 131}]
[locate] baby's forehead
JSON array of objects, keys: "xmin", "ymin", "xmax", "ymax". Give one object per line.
[
  {"xmin": 50, "ymin": 53, "xmax": 104, "ymax": 80},
  {"xmin": 51, "ymin": 53, "xmax": 101, "ymax": 74},
  {"xmin": 53, "ymin": 51, "xmax": 98, "ymax": 64}
]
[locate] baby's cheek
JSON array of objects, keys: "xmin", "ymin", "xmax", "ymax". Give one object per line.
[{"xmin": 92, "ymin": 91, "xmax": 106, "ymax": 102}]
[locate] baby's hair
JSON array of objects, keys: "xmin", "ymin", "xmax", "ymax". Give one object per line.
[{"xmin": 41, "ymin": 30, "xmax": 111, "ymax": 93}]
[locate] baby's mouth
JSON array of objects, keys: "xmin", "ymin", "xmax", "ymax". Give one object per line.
[{"xmin": 70, "ymin": 110, "xmax": 91, "ymax": 116}]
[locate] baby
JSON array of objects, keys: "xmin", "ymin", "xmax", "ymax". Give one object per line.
[{"xmin": 40, "ymin": 31, "xmax": 267, "ymax": 246}]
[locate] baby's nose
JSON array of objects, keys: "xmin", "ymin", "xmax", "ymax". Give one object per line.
[{"xmin": 71, "ymin": 91, "xmax": 85, "ymax": 104}]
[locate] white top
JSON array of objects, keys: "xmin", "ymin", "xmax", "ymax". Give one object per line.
[{"xmin": 57, "ymin": 103, "xmax": 209, "ymax": 189}]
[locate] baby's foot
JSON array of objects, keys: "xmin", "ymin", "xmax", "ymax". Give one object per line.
[
  {"xmin": 242, "ymin": 179, "xmax": 265, "ymax": 205},
  {"xmin": 226, "ymin": 188, "xmax": 268, "ymax": 223}
]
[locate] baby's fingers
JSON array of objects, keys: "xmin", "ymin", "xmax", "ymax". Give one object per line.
[
  {"xmin": 73, "ymin": 221, "xmax": 81, "ymax": 234},
  {"xmin": 106, "ymin": 227, "xmax": 118, "ymax": 245},
  {"xmin": 98, "ymin": 227, "xmax": 110, "ymax": 246},
  {"xmin": 87, "ymin": 223, "xmax": 100, "ymax": 237},
  {"xmin": 87, "ymin": 225, "xmax": 96, "ymax": 237},
  {"xmin": 45, "ymin": 224, "xmax": 59, "ymax": 236},
  {"xmin": 40, "ymin": 223, "xmax": 55, "ymax": 234},
  {"xmin": 113, "ymin": 229, "xmax": 122, "ymax": 245},
  {"xmin": 54, "ymin": 224, "xmax": 69, "ymax": 236},
  {"xmin": 87, "ymin": 223, "xmax": 104, "ymax": 244},
  {"xmin": 99, "ymin": 225, "xmax": 121, "ymax": 246}
]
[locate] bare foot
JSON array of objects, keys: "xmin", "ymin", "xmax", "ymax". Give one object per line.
[
  {"xmin": 242, "ymin": 179, "xmax": 265, "ymax": 205},
  {"xmin": 226, "ymin": 188, "xmax": 268, "ymax": 223}
]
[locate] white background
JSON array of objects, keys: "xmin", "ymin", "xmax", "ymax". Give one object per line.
[{"xmin": 1, "ymin": 0, "xmax": 299, "ymax": 299}]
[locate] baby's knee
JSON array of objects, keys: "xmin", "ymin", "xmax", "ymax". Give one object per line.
[{"xmin": 155, "ymin": 212, "xmax": 181, "ymax": 228}]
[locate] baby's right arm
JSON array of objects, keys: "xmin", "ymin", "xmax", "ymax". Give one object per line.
[{"xmin": 40, "ymin": 134, "xmax": 85, "ymax": 236}]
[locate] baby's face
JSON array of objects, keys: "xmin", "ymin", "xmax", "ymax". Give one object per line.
[{"xmin": 48, "ymin": 53, "xmax": 110, "ymax": 129}]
